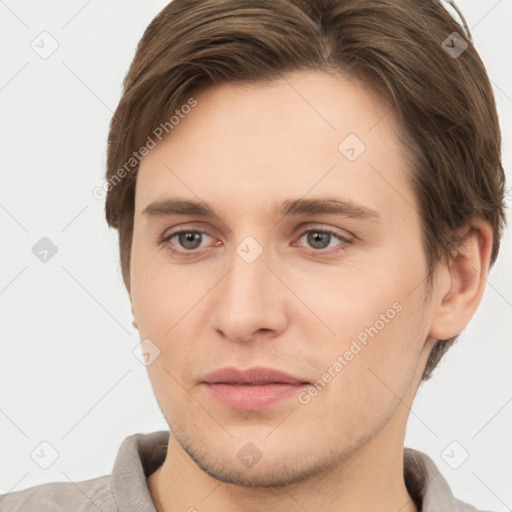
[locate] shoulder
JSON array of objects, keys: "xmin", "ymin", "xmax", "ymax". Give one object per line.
[
  {"xmin": 0, "ymin": 474, "xmax": 116, "ymax": 512},
  {"xmin": 0, "ymin": 430, "xmax": 169, "ymax": 512},
  {"xmin": 404, "ymin": 447, "xmax": 502, "ymax": 512}
]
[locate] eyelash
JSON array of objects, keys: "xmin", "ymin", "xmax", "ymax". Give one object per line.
[{"xmin": 158, "ymin": 227, "xmax": 353, "ymax": 258}]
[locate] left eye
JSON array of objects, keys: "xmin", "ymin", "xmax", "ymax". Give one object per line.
[{"xmin": 296, "ymin": 229, "xmax": 350, "ymax": 251}]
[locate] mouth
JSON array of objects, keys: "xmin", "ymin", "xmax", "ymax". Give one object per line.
[{"xmin": 201, "ymin": 366, "xmax": 310, "ymax": 410}]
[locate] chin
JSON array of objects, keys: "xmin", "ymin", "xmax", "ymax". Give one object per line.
[
  {"xmin": 185, "ymin": 448, "xmax": 335, "ymax": 488},
  {"xmin": 169, "ymin": 419, "xmax": 366, "ymax": 489}
]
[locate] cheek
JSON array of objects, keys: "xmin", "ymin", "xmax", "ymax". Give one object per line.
[
  {"xmin": 296, "ymin": 294, "xmax": 429, "ymax": 444},
  {"xmin": 294, "ymin": 259, "xmax": 429, "ymax": 408},
  {"xmin": 130, "ymin": 237, "xmax": 212, "ymax": 336},
  {"xmin": 130, "ymin": 243, "xmax": 212, "ymax": 389}
]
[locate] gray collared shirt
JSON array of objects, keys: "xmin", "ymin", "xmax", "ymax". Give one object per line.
[{"xmin": 0, "ymin": 430, "xmax": 494, "ymax": 511}]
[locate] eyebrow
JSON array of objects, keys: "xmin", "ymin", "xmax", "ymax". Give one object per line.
[{"xmin": 141, "ymin": 197, "xmax": 381, "ymax": 222}]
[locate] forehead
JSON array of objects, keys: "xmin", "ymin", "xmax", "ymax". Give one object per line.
[{"xmin": 135, "ymin": 70, "xmax": 416, "ymax": 220}]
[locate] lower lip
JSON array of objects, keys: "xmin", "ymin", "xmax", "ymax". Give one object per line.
[{"xmin": 203, "ymin": 383, "xmax": 308, "ymax": 410}]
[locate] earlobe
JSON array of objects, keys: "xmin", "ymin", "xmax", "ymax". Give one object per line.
[
  {"xmin": 130, "ymin": 296, "xmax": 138, "ymax": 330},
  {"xmin": 429, "ymin": 220, "xmax": 493, "ymax": 341}
]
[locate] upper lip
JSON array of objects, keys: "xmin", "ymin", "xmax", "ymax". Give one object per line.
[{"xmin": 202, "ymin": 366, "xmax": 309, "ymax": 385}]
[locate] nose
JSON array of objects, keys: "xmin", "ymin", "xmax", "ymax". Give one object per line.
[{"xmin": 210, "ymin": 240, "xmax": 289, "ymax": 343}]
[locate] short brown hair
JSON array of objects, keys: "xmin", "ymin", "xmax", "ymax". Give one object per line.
[{"xmin": 104, "ymin": 0, "xmax": 506, "ymax": 381}]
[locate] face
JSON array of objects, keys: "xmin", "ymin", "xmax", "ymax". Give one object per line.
[{"xmin": 130, "ymin": 70, "xmax": 436, "ymax": 486}]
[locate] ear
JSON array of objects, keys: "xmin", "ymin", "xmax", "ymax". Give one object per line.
[
  {"xmin": 429, "ymin": 219, "xmax": 493, "ymax": 341},
  {"xmin": 129, "ymin": 294, "xmax": 138, "ymax": 330}
]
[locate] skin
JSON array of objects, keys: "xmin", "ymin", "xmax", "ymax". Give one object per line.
[{"xmin": 129, "ymin": 70, "xmax": 492, "ymax": 512}]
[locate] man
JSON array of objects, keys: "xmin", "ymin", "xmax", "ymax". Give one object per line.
[{"xmin": 0, "ymin": 0, "xmax": 506, "ymax": 511}]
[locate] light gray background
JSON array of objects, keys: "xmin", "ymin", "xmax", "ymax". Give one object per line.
[{"xmin": 1, "ymin": 0, "xmax": 511, "ymax": 509}]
